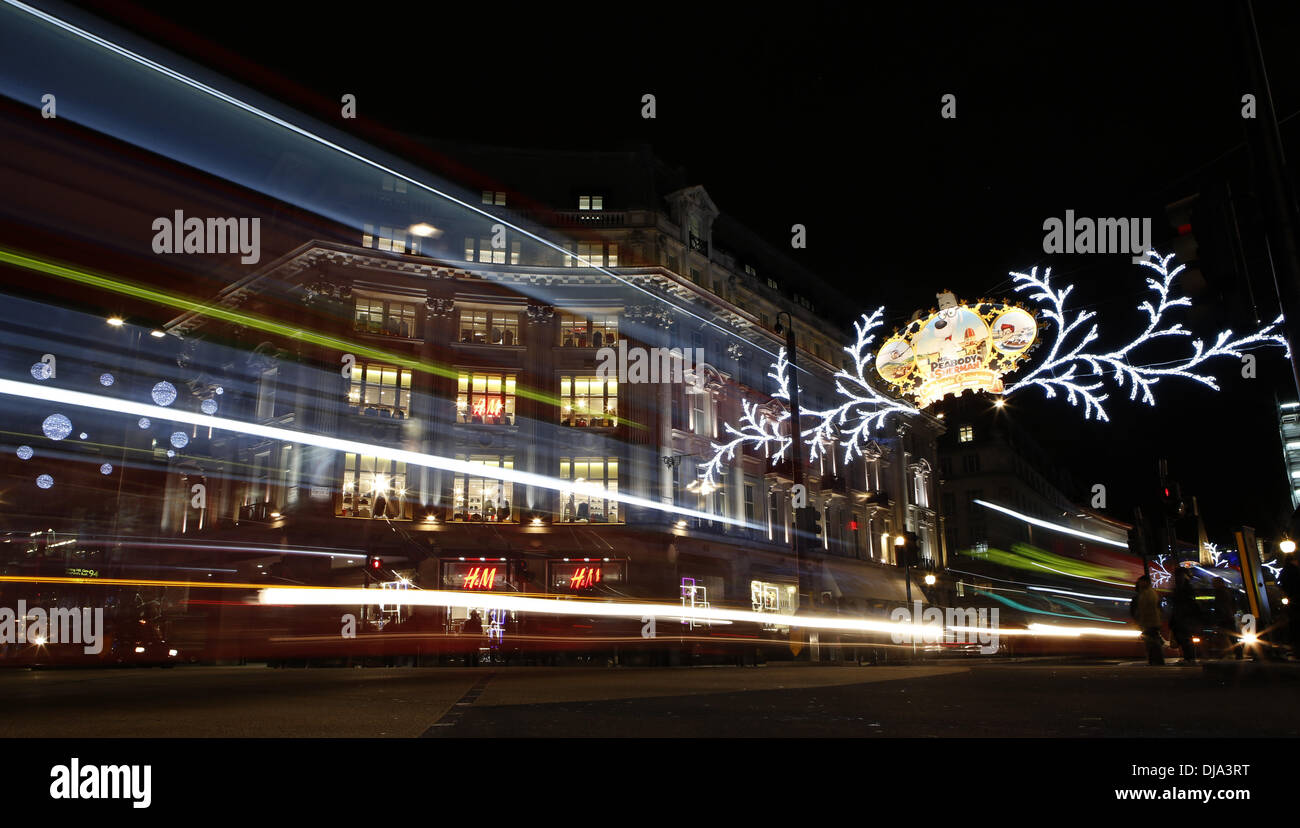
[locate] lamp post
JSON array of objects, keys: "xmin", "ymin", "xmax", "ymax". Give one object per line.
[{"xmin": 774, "ymin": 312, "xmax": 808, "ymax": 609}]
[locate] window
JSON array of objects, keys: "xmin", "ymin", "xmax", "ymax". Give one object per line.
[
  {"xmin": 939, "ymin": 457, "xmax": 952, "ymax": 477},
  {"xmin": 340, "ymin": 453, "xmax": 408, "ymax": 518},
  {"xmin": 559, "ymin": 457, "xmax": 620, "ymax": 523},
  {"xmin": 766, "ymin": 277, "xmax": 779, "ymax": 290},
  {"xmin": 456, "ymin": 372, "xmax": 517, "ymax": 425},
  {"xmin": 941, "ymin": 493, "xmax": 956, "ymax": 517},
  {"xmin": 464, "ymin": 235, "xmax": 520, "ymax": 265},
  {"xmin": 958, "ymin": 424, "xmax": 974, "ymax": 443},
  {"xmin": 962, "ymin": 454, "xmax": 981, "ymax": 473},
  {"xmin": 354, "ymin": 296, "xmax": 419, "ymax": 338},
  {"xmin": 482, "ymin": 190, "xmax": 506, "ymax": 206},
  {"xmin": 560, "ymin": 376, "xmax": 617, "ymax": 427},
  {"xmin": 563, "ymin": 242, "xmax": 618, "ymax": 267},
  {"xmin": 578, "ymin": 195, "xmax": 603, "ymax": 211},
  {"xmin": 256, "ymin": 368, "xmax": 277, "ymax": 420},
  {"xmin": 457, "ymin": 309, "xmax": 519, "ymax": 345},
  {"xmin": 744, "ymin": 264, "xmax": 757, "ymax": 277},
  {"xmin": 558, "ymin": 311, "xmax": 618, "ymax": 347},
  {"xmin": 348, "ymin": 363, "xmax": 413, "ymax": 418},
  {"xmin": 744, "ymin": 483, "xmax": 756, "ymax": 523},
  {"xmin": 689, "ymin": 268, "xmax": 702, "ymax": 284},
  {"xmin": 452, "ymin": 455, "xmax": 514, "ymax": 522},
  {"xmin": 381, "ymin": 176, "xmax": 407, "ymax": 194},
  {"xmin": 362, "ymin": 224, "xmax": 410, "ymax": 253}
]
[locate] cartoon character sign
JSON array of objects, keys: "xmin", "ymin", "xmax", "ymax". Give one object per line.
[
  {"xmin": 875, "ymin": 336, "xmax": 916, "ymax": 385},
  {"xmin": 991, "ymin": 307, "xmax": 1037, "ymax": 355},
  {"xmin": 914, "ymin": 307, "xmax": 990, "ymax": 380}
]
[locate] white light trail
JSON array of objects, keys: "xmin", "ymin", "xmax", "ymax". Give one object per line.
[
  {"xmin": 973, "ymin": 499, "xmax": 1129, "ymax": 549},
  {"xmin": 2, "ymin": 1, "xmax": 783, "ymax": 366},
  {"xmin": 1027, "ymin": 586, "xmax": 1131, "ymax": 602},
  {"xmin": 0, "ymin": 378, "xmax": 749, "ymax": 528},
  {"xmin": 258, "ymin": 587, "xmax": 1141, "ymax": 640}
]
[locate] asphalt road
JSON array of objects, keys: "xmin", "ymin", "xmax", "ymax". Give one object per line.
[{"xmin": 2, "ymin": 660, "xmax": 1296, "ymax": 738}]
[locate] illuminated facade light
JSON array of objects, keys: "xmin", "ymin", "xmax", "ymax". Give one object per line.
[{"xmin": 106, "ymin": 316, "xmax": 124, "ymax": 327}]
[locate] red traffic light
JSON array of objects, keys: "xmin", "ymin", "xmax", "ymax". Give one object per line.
[{"xmin": 369, "ymin": 556, "xmax": 382, "ymax": 570}]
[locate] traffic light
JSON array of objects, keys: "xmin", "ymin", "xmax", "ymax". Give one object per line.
[
  {"xmin": 794, "ymin": 507, "xmax": 823, "ymax": 542},
  {"xmin": 1160, "ymin": 482, "xmax": 1185, "ymax": 519},
  {"xmin": 367, "ymin": 555, "xmax": 383, "ymax": 573}
]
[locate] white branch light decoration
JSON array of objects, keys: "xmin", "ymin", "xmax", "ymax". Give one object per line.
[
  {"xmin": 701, "ymin": 251, "xmax": 1289, "ymax": 486},
  {"xmin": 1004, "ymin": 250, "xmax": 1289, "ymax": 421}
]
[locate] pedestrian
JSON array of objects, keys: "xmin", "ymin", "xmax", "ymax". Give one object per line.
[
  {"xmin": 1280, "ymin": 555, "xmax": 1300, "ymax": 657},
  {"xmin": 1212, "ymin": 578, "xmax": 1242, "ymax": 661},
  {"xmin": 1133, "ymin": 575, "xmax": 1164, "ymax": 666},
  {"xmin": 1169, "ymin": 567, "xmax": 1199, "ymax": 664},
  {"xmin": 463, "ymin": 610, "xmax": 484, "ymax": 667}
]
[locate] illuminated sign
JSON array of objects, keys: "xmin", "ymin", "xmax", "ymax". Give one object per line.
[
  {"xmin": 443, "ymin": 560, "xmax": 513, "ymax": 591},
  {"xmin": 472, "ymin": 397, "xmax": 504, "ymax": 419},
  {"xmin": 877, "ymin": 299, "xmax": 1038, "ymax": 407},
  {"xmin": 463, "ymin": 566, "xmax": 498, "ymax": 590},
  {"xmin": 550, "ymin": 560, "xmax": 626, "ymax": 591}
]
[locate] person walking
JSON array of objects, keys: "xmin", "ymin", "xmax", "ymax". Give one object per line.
[
  {"xmin": 1212, "ymin": 577, "xmax": 1242, "ymax": 660},
  {"xmin": 1133, "ymin": 575, "xmax": 1165, "ymax": 666},
  {"xmin": 462, "ymin": 610, "xmax": 484, "ymax": 667},
  {"xmin": 1169, "ymin": 567, "xmax": 1199, "ymax": 664}
]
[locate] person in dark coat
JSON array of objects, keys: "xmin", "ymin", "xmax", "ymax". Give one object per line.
[
  {"xmin": 1212, "ymin": 578, "xmax": 1242, "ymax": 660},
  {"xmin": 1169, "ymin": 567, "xmax": 1199, "ymax": 664},
  {"xmin": 462, "ymin": 610, "xmax": 484, "ymax": 667},
  {"xmin": 1280, "ymin": 555, "xmax": 1300, "ymax": 656},
  {"xmin": 1133, "ymin": 575, "xmax": 1165, "ymax": 666}
]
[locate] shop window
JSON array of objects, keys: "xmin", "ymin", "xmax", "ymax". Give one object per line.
[
  {"xmin": 347, "ymin": 363, "xmax": 412, "ymax": 418},
  {"xmin": 560, "ymin": 375, "xmax": 617, "ymax": 427},
  {"xmin": 559, "ymin": 457, "xmax": 620, "ymax": 523},
  {"xmin": 457, "ymin": 309, "xmax": 519, "ymax": 345},
  {"xmin": 340, "ymin": 454, "xmax": 408, "ymax": 518},
  {"xmin": 456, "ymin": 372, "xmax": 517, "ymax": 425},
  {"xmin": 452, "ymin": 455, "xmax": 515, "ymax": 522}
]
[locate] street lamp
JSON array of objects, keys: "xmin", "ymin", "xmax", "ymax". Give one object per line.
[
  {"xmin": 1281, "ymin": 538, "xmax": 1297, "ymax": 555},
  {"xmin": 774, "ymin": 311, "xmax": 809, "ymax": 609}
]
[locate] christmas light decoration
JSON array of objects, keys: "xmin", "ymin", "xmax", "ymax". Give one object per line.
[
  {"xmin": 702, "ymin": 251, "xmax": 1290, "ymax": 488},
  {"xmin": 1003, "ymin": 250, "xmax": 1289, "ymax": 421}
]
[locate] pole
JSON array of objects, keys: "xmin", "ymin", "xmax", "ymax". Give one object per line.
[{"xmin": 780, "ymin": 313, "xmax": 808, "ymax": 610}]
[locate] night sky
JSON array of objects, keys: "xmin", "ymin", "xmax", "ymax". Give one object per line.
[{"xmin": 81, "ymin": 0, "xmax": 1300, "ymax": 540}]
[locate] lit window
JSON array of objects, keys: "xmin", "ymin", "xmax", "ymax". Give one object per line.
[
  {"xmin": 464, "ymin": 236, "xmax": 520, "ymax": 265},
  {"xmin": 481, "ymin": 190, "xmax": 506, "ymax": 206},
  {"xmin": 363, "ymin": 224, "xmax": 409, "ymax": 253},
  {"xmin": 958, "ymin": 424, "xmax": 974, "ymax": 443},
  {"xmin": 453, "ymin": 455, "xmax": 514, "ymax": 522},
  {"xmin": 563, "ymin": 242, "xmax": 617, "ymax": 267},
  {"xmin": 340, "ymin": 453, "xmax": 408, "ymax": 518},
  {"xmin": 354, "ymin": 297, "xmax": 419, "ymax": 338},
  {"xmin": 457, "ymin": 309, "xmax": 519, "ymax": 345},
  {"xmin": 456, "ymin": 372, "xmax": 517, "ymax": 425},
  {"xmin": 559, "ymin": 457, "xmax": 620, "ymax": 523},
  {"xmin": 348, "ymin": 364, "xmax": 413, "ymax": 418},
  {"xmin": 560, "ymin": 376, "xmax": 618, "ymax": 427},
  {"xmin": 578, "ymin": 195, "xmax": 603, "ymax": 211},
  {"xmin": 558, "ymin": 310, "xmax": 618, "ymax": 347}
]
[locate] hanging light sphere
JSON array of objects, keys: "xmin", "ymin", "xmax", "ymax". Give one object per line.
[
  {"xmin": 151, "ymin": 381, "xmax": 178, "ymax": 407},
  {"xmin": 42, "ymin": 413, "xmax": 72, "ymax": 441},
  {"xmin": 16, "ymin": 446, "xmax": 33, "ymax": 460},
  {"xmin": 36, "ymin": 474, "xmax": 54, "ymax": 489}
]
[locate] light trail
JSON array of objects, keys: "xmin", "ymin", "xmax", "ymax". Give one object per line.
[
  {"xmin": 973, "ymin": 499, "xmax": 1130, "ymax": 549},
  {"xmin": 0, "ymin": 377, "xmax": 751, "ymax": 528},
  {"xmin": 259, "ymin": 586, "xmax": 1141, "ymax": 640},
  {"xmin": 1, "ymin": 1, "xmax": 789, "ymax": 370}
]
